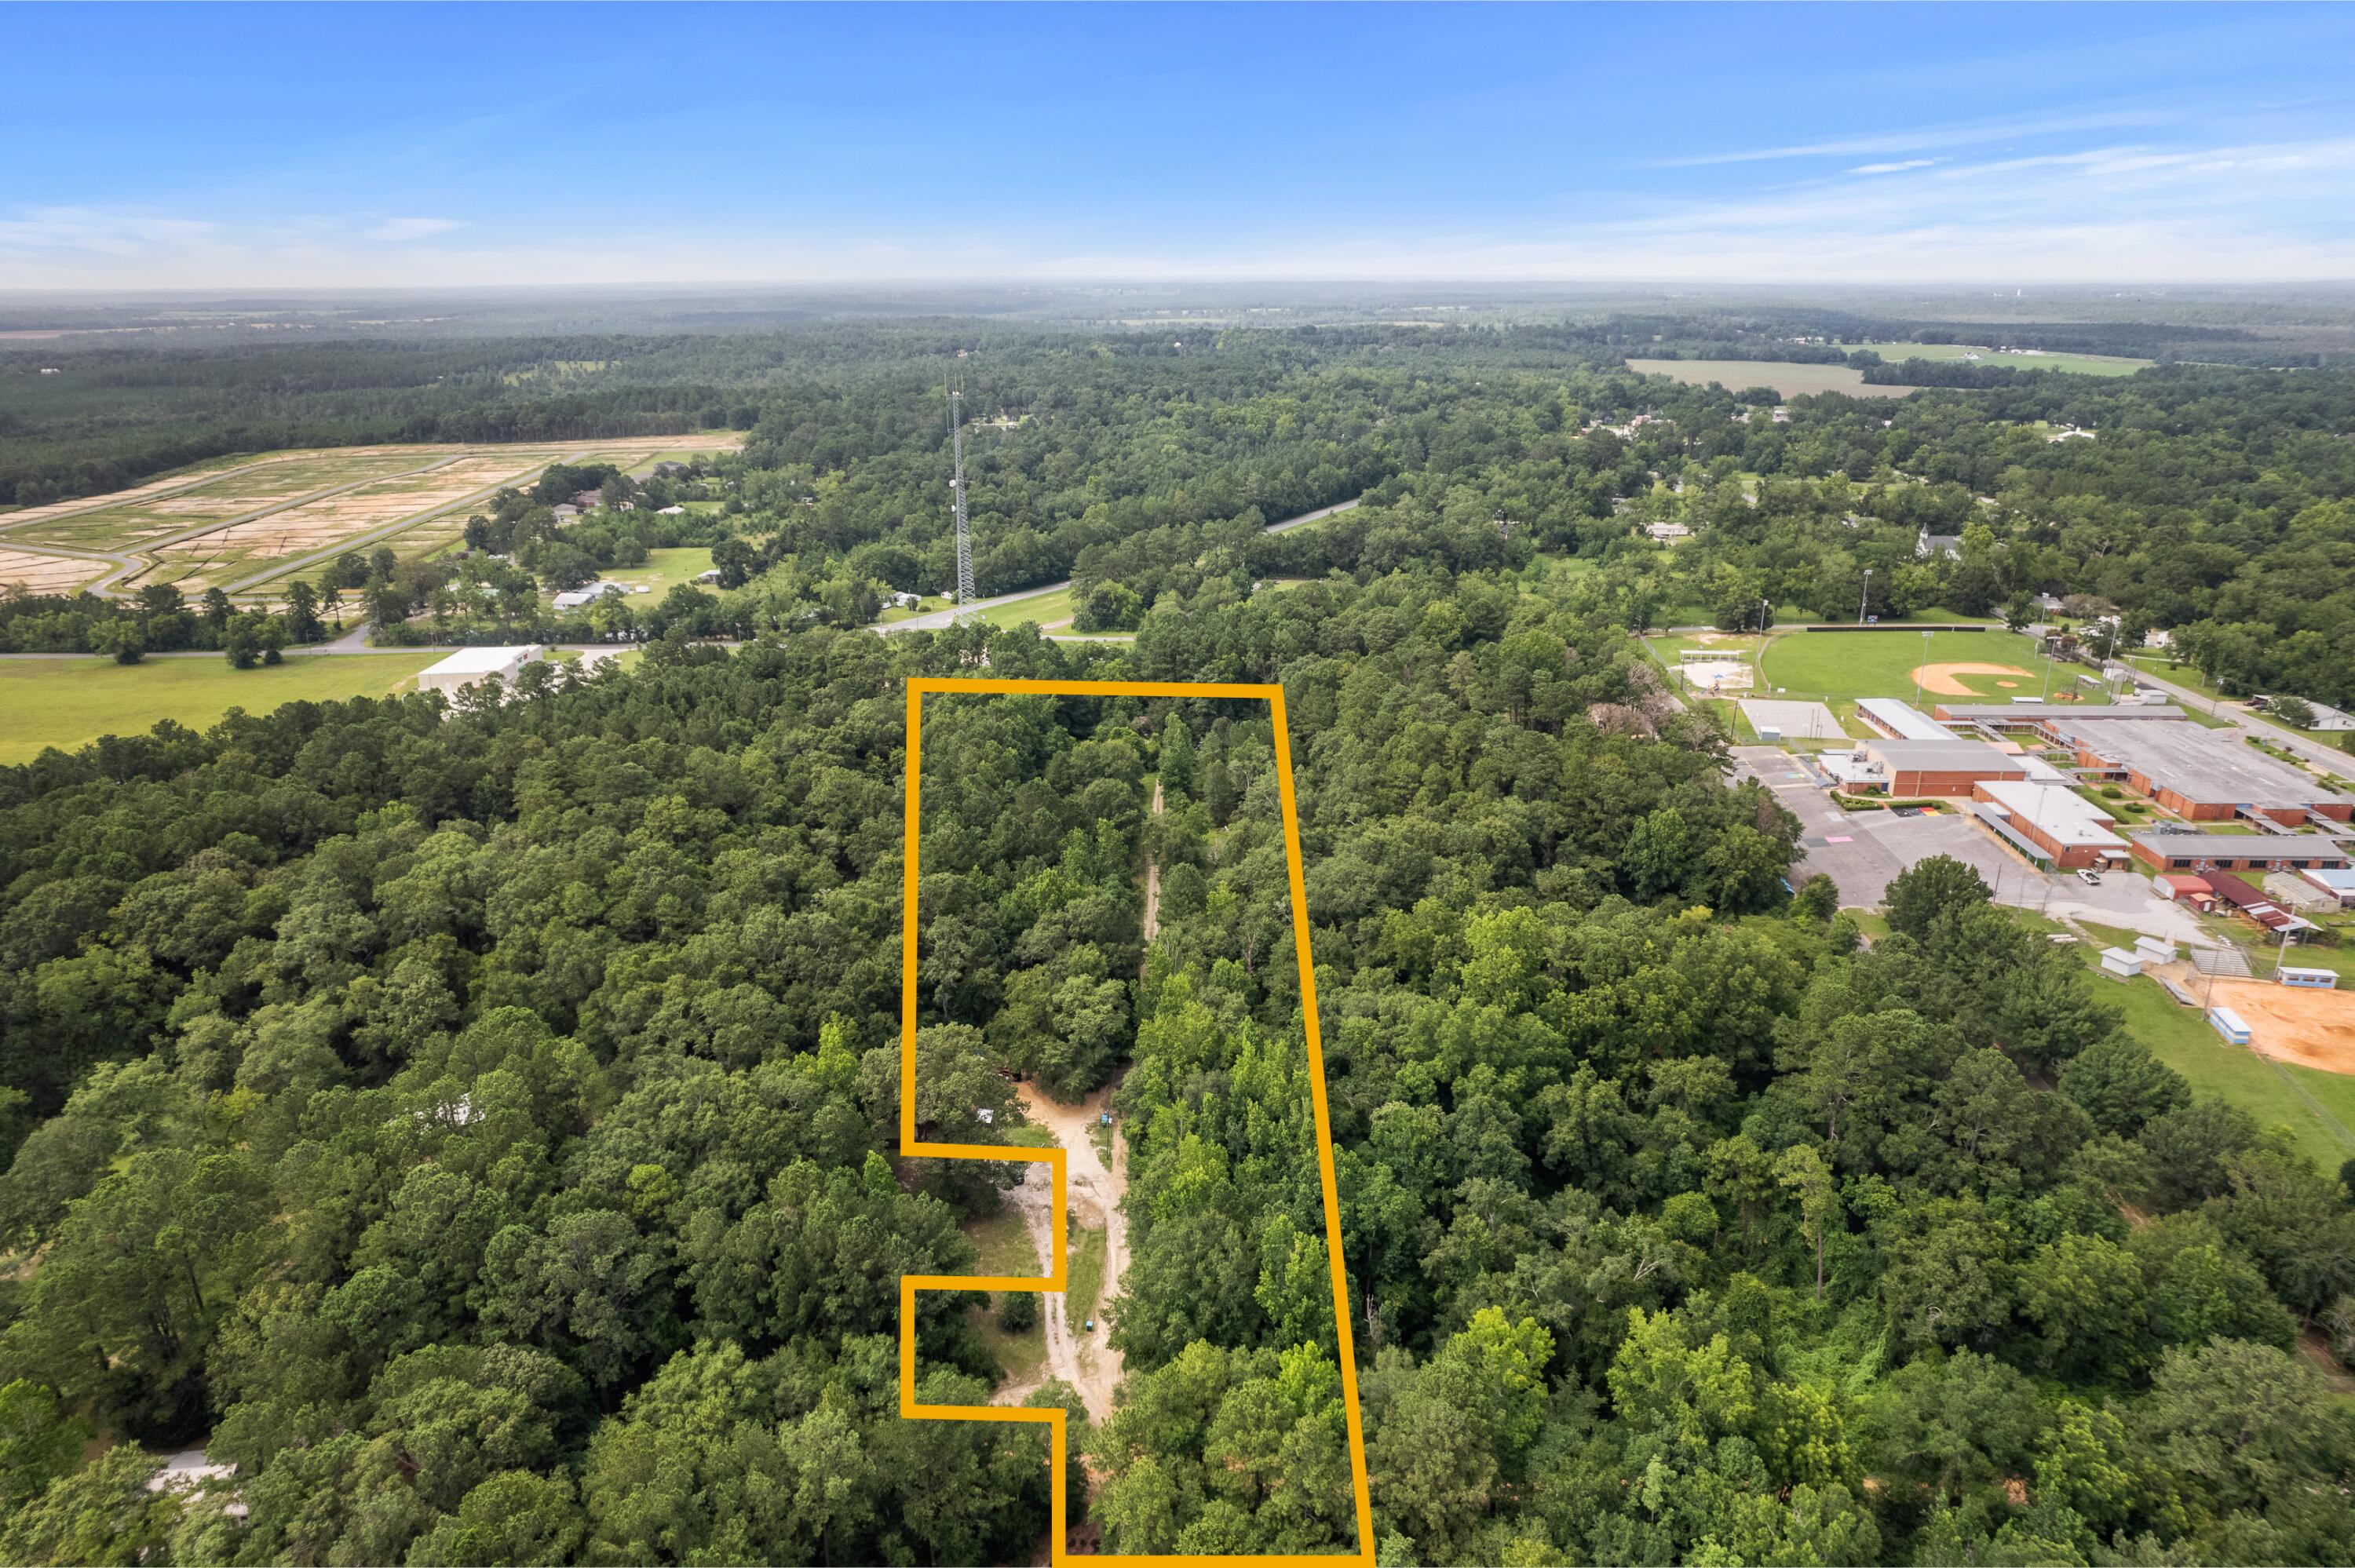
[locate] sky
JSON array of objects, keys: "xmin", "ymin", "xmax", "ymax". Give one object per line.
[{"xmin": 4, "ymin": 1, "xmax": 2353, "ymax": 290}]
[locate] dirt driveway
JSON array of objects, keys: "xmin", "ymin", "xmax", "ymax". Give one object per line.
[{"xmin": 996, "ymin": 1083, "xmax": 1128, "ymax": 1423}]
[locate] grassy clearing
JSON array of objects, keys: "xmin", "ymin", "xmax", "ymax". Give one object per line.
[
  {"xmin": 1066, "ymin": 1216, "xmax": 1108, "ymax": 1329},
  {"xmin": 978, "ymin": 585, "xmax": 1079, "ymax": 629},
  {"xmin": 0, "ymin": 655, "xmax": 440, "ymax": 764},
  {"xmin": 593, "ymin": 548, "xmax": 714, "ymax": 594},
  {"xmin": 878, "ymin": 596, "xmax": 955, "ymax": 624},
  {"xmin": 1835, "ymin": 341, "xmax": 2154, "ymax": 377},
  {"xmin": 958, "ymin": 1210, "xmax": 1046, "ymax": 1388},
  {"xmin": 1626, "ymin": 359, "xmax": 1918, "ymax": 399}
]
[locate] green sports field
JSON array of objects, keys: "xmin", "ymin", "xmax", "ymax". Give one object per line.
[
  {"xmin": 1760, "ymin": 626, "xmax": 2069, "ymax": 702},
  {"xmin": 0, "ymin": 654, "xmax": 440, "ymax": 764}
]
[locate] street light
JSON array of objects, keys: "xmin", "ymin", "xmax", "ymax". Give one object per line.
[
  {"xmin": 1858, "ymin": 567, "xmax": 1872, "ymax": 625},
  {"xmin": 1915, "ymin": 629, "xmax": 1931, "ymax": 707}
]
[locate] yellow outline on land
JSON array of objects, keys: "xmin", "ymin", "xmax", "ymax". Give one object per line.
[{"xmin": 896, "ymin": 675, "xmax": 1376, "ymax": 1567}]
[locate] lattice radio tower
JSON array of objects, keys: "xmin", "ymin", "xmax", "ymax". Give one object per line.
[{"xmin": 947, "ymin": 366, "xmax": 976, "ymax": 619}]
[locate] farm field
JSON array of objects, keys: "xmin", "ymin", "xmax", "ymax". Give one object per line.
[
  {"xmin": 1625, "ymin": 359, "xmax": 1919, "ymax": 399},
  {"xmin": 0, "ymin": 654, "xmax": 442, "ymax": 764},
  {"xmin": 1834, "ymin": 341, "xmax": 2156, "ymax": 377}
]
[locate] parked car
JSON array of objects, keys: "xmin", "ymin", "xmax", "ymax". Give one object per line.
[{"xmin": 2076, "ymin": 868, "xmax": 2102, "ymax": 885}]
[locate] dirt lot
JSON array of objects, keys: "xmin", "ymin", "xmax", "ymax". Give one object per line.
[
  {"xmin": 2211, "ymin": 979, "xmax": 2355, "ymax": 1076},
  {"xmin": 1911, "ymin": 661, "xmax": 2034, "ymax": 696}
]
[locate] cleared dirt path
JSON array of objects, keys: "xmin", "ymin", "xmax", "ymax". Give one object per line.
[
  {"xmin": 995, "ymin": 1084, "xmax": 1128, "ymax": 1423},
  {"xmin": 1141, "ymin": 779, "xmax": 1165, "ymax": 953}
]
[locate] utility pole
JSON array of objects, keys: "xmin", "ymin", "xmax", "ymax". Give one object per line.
[
  {"xmin": 1915, "ymin": 629, "xmax": 1931, "ymax": 708},
  {"xmin": 1858, "ymin": 567, "xmax": 1872, "ymax": 625},
  {"xmin": 948, "ymin": 374, "xmax": 975, "ymax": 621}
]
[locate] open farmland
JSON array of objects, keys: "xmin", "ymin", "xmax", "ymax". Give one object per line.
[
  {"xmin": 1833, "ymin": 341, "xmax": 2156, "ymax": 377},
  {"xmin": 1625, "ymin": 359, "xmax": 1919, "ymax": 398},
  {"xmin": 0, "ymin": 653, "xmax": 442, "ymax": 764}
]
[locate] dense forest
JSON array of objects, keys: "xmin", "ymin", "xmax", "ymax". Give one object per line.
[{"xmin": 5, "ymin": 308, "xmax": 2355, "ymax": 1566}]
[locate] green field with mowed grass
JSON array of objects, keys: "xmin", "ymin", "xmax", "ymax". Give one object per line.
[
  {"xmin": 978, "ymin": 585, "xmax": 1079, "ymax": 629},
  {"xmin": 1759, "ymin": 626, "xmax": 2068, "ymax": 703},
  {"xmin": 0, "ymin": 655, "xmax": 440, "ymax": 764}
]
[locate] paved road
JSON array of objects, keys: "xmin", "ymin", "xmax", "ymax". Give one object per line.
[{"xmin": 877, "ymin": 494, "xmax": 1364, "ymax": 635}]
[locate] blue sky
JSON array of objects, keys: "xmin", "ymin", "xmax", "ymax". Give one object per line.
[{"xmin": 4, "ymin": 2, "xmax": 2352, "ymax": 288}]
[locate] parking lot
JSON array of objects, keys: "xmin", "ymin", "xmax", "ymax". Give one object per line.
[{"xmin": 1732, "ymin": 746, "xmax": 2211, "ymax": 944}]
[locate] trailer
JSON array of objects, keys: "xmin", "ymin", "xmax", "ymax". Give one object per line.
[
  {"xmin": 2208, "ymin": 1006, "xmax": 2252, "ymax": 1045},
  {"xmin": 2279, "ymin": 965, "xmax": 2339, "ymax": 990}
]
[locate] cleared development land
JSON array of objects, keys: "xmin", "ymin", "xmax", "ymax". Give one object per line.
[
  {"xmin": 1834, "ymin": 341, "xmax": 2156, "ymax": 377},
  {"xmin": 0, "ymin": 654, "xmax": 442, "ymax": 764},
  {"xmin": 1626, "ymin": 359, "xmax": 1919, "ymax": 398},
  {"xmin": 0, "ymin": 432, "xmax": 743, "ymax": 601}
]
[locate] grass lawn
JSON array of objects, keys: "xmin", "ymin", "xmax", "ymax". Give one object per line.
[
  {"xmin": 1626, "ymin": 359, "xmax": 1919, "ymax": 399},
  {"xmin": 596, "ymin": 548, "xmax": 714, "ymax": 594},
  {"xmin": 959, "ymin": 1210, "xmax": 1046, "ymax": 1388},
  {"xmin": 978, "ymin": 585, "xmax": 1079, "ymax": 629},
  {"xmin": 878, "ymin": 596, "xmax": 955, "ymax": 624},
  {"xmin": 2084, "ymin": 959, "xmax": 2355, "ymax": 1171},
  {"xmin": 1833, "ymin": 341, "xmax": 2154, "ymax": 377},
  {"xmin": 1758, "ymin": 626, "xmax": 2066, "ymax": 706},
  {"xmin": 1066, "ymin": 1214, "xmax": 1108, "ymax": 1329},
  {"xmin": 0, "ymin": 654, "xmax": 441, "ymax": 764}
]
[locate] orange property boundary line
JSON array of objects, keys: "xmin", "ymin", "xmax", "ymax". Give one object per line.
[{"xmin": 896, "ymin": 676, "xmax": 1377, "ymax": 1566}]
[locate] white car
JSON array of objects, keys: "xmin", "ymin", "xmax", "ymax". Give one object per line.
[{"xmin": 2075, "ymin": 868, "xmax": 2102, "ymax": 886}]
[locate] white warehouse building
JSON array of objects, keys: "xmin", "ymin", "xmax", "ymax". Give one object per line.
[{"xmin": 418, "ymin": 644, "xmax": 546, "ymax": 698}]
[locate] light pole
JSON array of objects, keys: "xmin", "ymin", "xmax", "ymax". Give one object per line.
[
  {"xmin": 1858, "ymin": 567, "xmax": 1872, "ymax": 625},
  {"xmin": 1915, "ymin": 629, "xmax": 1931, "ymax": 707}
]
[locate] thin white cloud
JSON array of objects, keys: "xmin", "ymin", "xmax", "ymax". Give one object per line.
[
  {"xmin": 1851, "ymin": 159, "xmax": 1942, "ymax": 175},
  {"xmin": 367, "ymin": 217, "xmax": 463, "ymax": 242},
  {"xmin": 1652, "ymin": 109, "xmax": 2170, "ymax": 167}
]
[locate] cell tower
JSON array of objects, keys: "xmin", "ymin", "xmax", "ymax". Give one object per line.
[{"xmin": 948, "ymin": 374, "xmax": 976, "ymax": 618}]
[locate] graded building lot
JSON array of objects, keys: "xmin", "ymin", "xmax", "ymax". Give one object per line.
[
  {"xmin": 0, "ymin": 548, "xmax": 105, "ymax": 594},
  {"xmin": 1626, "ymin": 359, "xmax": 1919, "ymax": 398},
  {"xmin": 0, "ymin": 655, "xmax": 442, "ymax": 764},
  {"xmin": 151, "ymin": 450, "xmax": 575, "ymax": 589},
  {"xmin": 1737, "ymin": 698, "xmax": 1843, "ymax": 739},
  {"xmin": 4, "ymin": 451, "xmax": 440, "ymax": 553}
]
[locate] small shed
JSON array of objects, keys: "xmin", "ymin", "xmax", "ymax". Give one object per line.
[
  {"xmin": 2160, "ymin": 873, "xmax": 2216, "ymax": 911},
  {"xmin": 2134, "ymin": 935, "xmax": 2178, "ymax": 965},
  {"xmin": 2280, "ymin": 965, "xmax": 2339, "ymax": 990},
  {"xmin": 2099, "ymin": 946, "xmax": 2145, "ymax": 980},
  {"xmin": 2209, "ymin": 1006, "xmax": 2251, "ymax": 1045}
]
